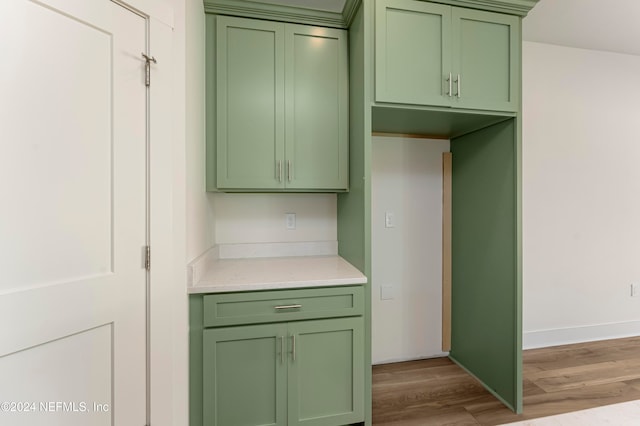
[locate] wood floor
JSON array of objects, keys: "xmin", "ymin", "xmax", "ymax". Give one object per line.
[{"xmin": 372, "ymin": 336, "xmax": 640, "ymax": 425}]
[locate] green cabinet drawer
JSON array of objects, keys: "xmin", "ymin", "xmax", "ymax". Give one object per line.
[{"xmin": 203, "ymin": 286, "xmax": 364, "ymax": 327}]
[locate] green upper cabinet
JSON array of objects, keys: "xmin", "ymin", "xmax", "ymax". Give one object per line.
[
  {"xmin": 375, "ymin": 0, "xmax": 520, "ymax": 112},
  {"xmin": 375, "ymin": 0, "xmax": 452, "ymax": 107},
  {"xmin": 285, "ymin": 24, "xmax": 349, "ymax": 190},
  {"xmin": 451, "ymin": 8, "xmax": 519, "ymax": 111},
  {"xmin": 212, "ymin": 15, "xmax": 349, "ymax": 191},
  {"xmin": 216, "ymin": 16, "xmax": 285, "ymax": 190}
]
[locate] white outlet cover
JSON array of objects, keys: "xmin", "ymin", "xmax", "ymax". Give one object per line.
[
  {"xmin": 285, "ymin": 213, "xmax": 296, "ymax": 230},
  {"xmin": 380, "ymin": 286, "xmax": 394, "ymax": 300}
]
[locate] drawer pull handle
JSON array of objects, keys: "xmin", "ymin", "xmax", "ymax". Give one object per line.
[{"xmin": 274, "ymin": 304, "xmax": 302, "ymax": 311}]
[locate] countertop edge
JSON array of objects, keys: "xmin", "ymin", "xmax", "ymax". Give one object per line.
[{"xmin": 187, "ymin": 254, "xmax": 367, "ymax": 294}]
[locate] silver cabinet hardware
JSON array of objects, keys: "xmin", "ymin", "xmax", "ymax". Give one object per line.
[
  {"xmin": 455, "ymin": 74, "xmax": 461, "ymax": 98},
  {"xmin": 287, "ymin": 160, "xmax": 292, "ymax": 182},
  {"xmin": 274, "ymin": 304, "xmax": 302, "ymax": 311},
  {"xmin": 446, "ymin": 72, "xmax": 452, "ymax": 97},
  {"xmin": 279, "ymin": 336, "xmax": 284, "ymax": 364},
  {"xmin": 291, "ymin": 335, "xmax": 296, "ymax": 361},
  {"xmin": 276, "ymin": 160, "xmax": 282, "ymax": 182}
]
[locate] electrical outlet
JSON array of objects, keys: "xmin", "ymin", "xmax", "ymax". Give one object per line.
[
  {"xmin": 285, "ymin": 213, "xmax": 296, "ymax": 230},
  {"xmin": 380, "ymin": 285, "xmax": 394, "ymax": 300},
  {"xmin": 632, "ymin": 283, "xmax": 639, "ymax": 297}
]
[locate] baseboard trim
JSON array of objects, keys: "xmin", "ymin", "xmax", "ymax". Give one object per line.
[
  {"xmin": 523, "ymin": 321, "xmax": 640, "ymax": 350},
  {"xmin": 372, "ymin": 352, "xmax": 449, "ymax": 366}
]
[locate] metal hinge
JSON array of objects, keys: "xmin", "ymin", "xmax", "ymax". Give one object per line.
[
  {"xmin": 145, "ymin": 245, "xmax": 151, "ymax": 271},
  {"xmin": 141, "ymin": 53, "xmax": 157, "ymax": 87}
]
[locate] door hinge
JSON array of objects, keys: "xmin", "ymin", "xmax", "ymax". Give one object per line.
[
  {"xmin": 141, "ymin": 53, "xmax": 157, "ymax": 87},
  {"xmin": 145, "ymin": 245, "xmax": 151, "ymax": 271}
]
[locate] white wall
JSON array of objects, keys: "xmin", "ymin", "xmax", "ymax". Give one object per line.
[
  {"xmin": 213, "ymin": 193, "xmax": 337, "ymax": 244},
  {"xmin": 185, "ymin": 0, "xmax": 216, "ymax": 262},
  {"xmin": 522, "ymin": 41, "xmax": 640, "ymax": 348},
  {"xmin": 371, "ymin": 136, "xmax": 450, "ymax": 364}
]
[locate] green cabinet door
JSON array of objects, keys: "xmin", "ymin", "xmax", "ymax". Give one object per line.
[
  {"xmin": 375, "ymin": 0, "xmax": 452, "ymax": 106},
  {"xmin": 287, "ymin": 318, "xmax": 364, "ymax": 426},
  {"xmin": 451, "ymin": 8, "xmax": 519, "ymax": 111},
  {"xmin": 216, "ymin": 16, "xmax": 285, "ymax": 189},
  {"xmin": 285, "ymin": 24, "xmax": 348, "ymax": 190},
  {"xmin": 203, "ymin": 323, "xmax": 288, "ymax": 426}
]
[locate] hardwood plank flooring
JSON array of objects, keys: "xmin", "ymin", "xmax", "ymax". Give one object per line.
[{"xmin": 373, "ymin": 336, "xmax": 640, "ymax": 425}]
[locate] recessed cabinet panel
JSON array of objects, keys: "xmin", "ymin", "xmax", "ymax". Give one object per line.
[
  {"xmin": 285, "ymin": 25, "xmax": 349, "ymax": 190},
  {"xmin": 452, "ymin": 8, "xmax": 518, "ymax": 111},
  {"xmin": 216, "ymin": 17, "xmax": 285, "ymax": 189},
  {"xmin": 288, "ymin": 318, "xmax": 364, "ymax": 426},
  {"xmin": 375, "ymin": 0, "xmax": 451, "ymax": 106},
  {"xmin": 203, "ymin": 324, "xmax": 287, "ymax": 426}
]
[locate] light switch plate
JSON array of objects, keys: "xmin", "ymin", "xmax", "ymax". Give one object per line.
[
  {"xmin": 384, "ymin": 212, "xmax": 395, "ymax": 228},
  {"xmin": 380, "ymin": 285, "xmax": 394, "ymax": 300}
]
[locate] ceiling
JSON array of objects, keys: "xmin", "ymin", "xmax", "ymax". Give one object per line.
[
  {"xmin": 523, "ymin": 0, "xmax": 640, "ymax": 56},
  {"xmin": 258, "ymin": 0, "xmax": 640, "ymax": 57}
]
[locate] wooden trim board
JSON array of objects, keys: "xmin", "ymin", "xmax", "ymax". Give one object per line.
[
  {"xmin": 371, "ymin": 131, "xmax": 450, "ymax": 140},
  {"xmin": 442, "ymin": 152, "xmax": 452, "ymax": 352}
]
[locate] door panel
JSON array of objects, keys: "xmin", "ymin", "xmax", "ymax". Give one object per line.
[
  {"xmin": 452, "ymin": 8, "xmax": 519, "ymax": 111},
  {"xmin": 288, "ymin": 318, "xmax": 364, "ymax": 426},
  {"xmin": 0, "ymin": 0, "xmax": 147, "ymax": 424},
  {"xmin": 375, "ymin": 0, "xmax": 451, "ymax": 106},
  {"xmin": 285, "ymin": 24, "xmax": 348, "ymax": 190},
  {"xmin": 450, "ymin": 119, "xmax": 521, "ymax": 412},
  {"xmin": 0, "ymin": 326, "xmax": 112, "ymax": 425},
  {"xmin": 216, "ymin": 16, "xmax": 285, "ymax": 189},
  {"xmin": 203, "ymin": 324, "xmax": 287, "ymax": 426}
]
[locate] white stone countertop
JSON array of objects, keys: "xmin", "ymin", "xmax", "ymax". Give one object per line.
[{"xmin": 188, "ymin": 255, "xmax": 367, "ymax": 294}]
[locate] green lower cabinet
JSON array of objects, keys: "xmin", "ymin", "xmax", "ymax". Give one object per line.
[
  {"xmin": 203, "ymin": 323, "xmax": 288, "ymax": 426},
  {"xmin": 288, "ymin": 318, "xmax": 364, "ymax": 425},
  {"xmin": 203, "ymin": 318, "xmax": 364, "ymax": 426}
]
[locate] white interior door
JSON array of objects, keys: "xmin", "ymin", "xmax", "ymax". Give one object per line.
[{"xmin": 0, "ymin": 1, "xmax": 147, "ymax": 425}]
